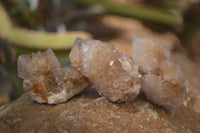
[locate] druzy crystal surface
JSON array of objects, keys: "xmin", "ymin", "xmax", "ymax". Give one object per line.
[
  {"xmin": 18, "ymin": 49, "xmax": 90, "ymax": 104},
  {"xmin": 132, "ymin": 37, "xmax": 186, "ymax": 111},
  {"xmin": 70, "ymin": 38, "xmax": 141, "ymax": 102}
]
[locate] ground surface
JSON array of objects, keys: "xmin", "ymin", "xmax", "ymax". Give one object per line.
[{"xmin": 0, "ymin": 89, "xmax": 200, "ymax": 133}]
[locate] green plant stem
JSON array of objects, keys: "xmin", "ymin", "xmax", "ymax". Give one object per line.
[
  {"xmin": 7, "ymin": 27, "xmax": 90, "ymax": 49},
  {"xmin": 0, "ymin": 3, "xmax": 12, "ymax": 38},
  {"xmin": 78, "ymin": 0, "xmax": 182, "ymax": 27},
  {"xmin": 0, "ymin": 2, "xmax": 91, "ymax": 50}
]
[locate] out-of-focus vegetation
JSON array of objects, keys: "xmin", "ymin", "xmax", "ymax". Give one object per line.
[
  {"xmin": 0, "ymin": 0, "xmax": 200, "ymax": 105},
  {"xmin": 78, "ymin": 0, "xmax": 181, "ymax": 27}
]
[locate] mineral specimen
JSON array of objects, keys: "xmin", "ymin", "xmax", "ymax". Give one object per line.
[
  {"xmin": 70, "ymin": 38, "xmax": 141, "ymax": 102},
  {"xmin": 17, "ymin": 49, "xmax": 90, "ymax": 104},
  {"xmin": 132, "ymin": 37, "xmax": 170, "ymax": 74},
  {"xmin": 132, "ymin": 37, "xmax": 186, "ymax": 111}
]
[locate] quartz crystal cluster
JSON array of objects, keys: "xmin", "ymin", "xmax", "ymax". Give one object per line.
[
  {"xmin": 17, "ymin": 49, "xmax": 90, "ymax": 104},
  {"xmin": 132, "ymin": 37, "xmax": 186, "ymax": 111},
  {"xmin": 17, "ymin": 37, "xmax": 186, "ymax": 111},
  {"xmin": 70, "ymin": 38, "xmax": 141, "ymax": 102}
]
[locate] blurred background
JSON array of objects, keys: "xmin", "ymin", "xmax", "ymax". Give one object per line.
[{"xmin": 0, "ymin": 0, "xmax": 200, "ymax": 106}]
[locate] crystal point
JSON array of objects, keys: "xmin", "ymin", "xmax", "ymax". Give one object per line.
[
  {"xmin": 70, "ymin": 38, "xmax": 141, "ymax": 102},
  {"xmin": 18, "ymin": 49, "xmax": 90, "ymax": 104},
  {"xmin": 132, "ymin": 37, "xmax": 186, "ymax": 111}
]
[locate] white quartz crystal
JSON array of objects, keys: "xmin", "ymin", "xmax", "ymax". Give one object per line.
[
  {"xmin": 18, "ymin": 49, "xmax": 90, "ymax": 104},
  {"xmin": 70, "ymin": 38, "xmax": 141, "ymax": 102},
  {"xmin": 132, "ymin": 37, "xmax": 170, "ymax": 74},
  {"xmin": 132, "ymin": 37, "xmax": 186, "ymax": 111}
]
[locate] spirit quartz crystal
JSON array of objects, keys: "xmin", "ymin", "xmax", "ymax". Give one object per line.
[{"xmin": 70, "ymin": 38, "xmax": 141, "ymax": 102}]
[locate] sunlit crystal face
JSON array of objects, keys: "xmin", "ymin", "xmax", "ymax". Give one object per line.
[
  {"xmin": 132, "ymin": 37, "xmax": 186, "ymax": 111},
  {"xmin": 70, "ymin": 38, "xmax": 141, "ymax": 102}
]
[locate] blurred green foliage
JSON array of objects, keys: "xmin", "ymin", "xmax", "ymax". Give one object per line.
[{"xmin": 0, "ymin": 40, "xmax": 23, "ymax": 102}]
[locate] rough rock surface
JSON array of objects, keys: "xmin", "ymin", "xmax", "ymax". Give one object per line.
[
  {"xmin": 17, "ymin": 49, "xmax": 90, "ymax": 104},
  {"xmin": 0, "ymin": 90, "xmax": 200, "ymax": 133},
  {"xmin": 132, "ymin": 37, "xmax": 186, "ymax": 111},
  {"xmin": 70, "ymin": 38, "xmax": 141, "ymax": 102}
]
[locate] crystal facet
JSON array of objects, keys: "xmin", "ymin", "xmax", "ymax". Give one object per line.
[
  {"xmin": 70, "ymin": 38, "xmax": 141, "ymax": 102},
  {"xmin": 132, "ymin": 37, "xmax": 186, "ymax": 111},
  {"xmin": 18, "ymin": 49, "xmax": 90, "ymax": 104}
]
